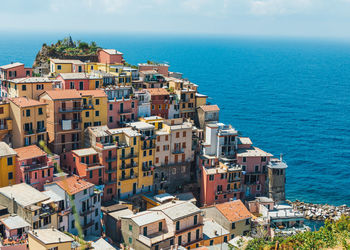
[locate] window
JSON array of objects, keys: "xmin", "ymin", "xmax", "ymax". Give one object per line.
[
  {"xmin": 176, "ymin": 132, "xmax": 179, "ymax": 138},
  {"xmin": 261, "ymin": 156, "xmax": 266, "ymax": 162},
  {"xmin": 255, "ymin": 165, "xmax": 259, "ymax": 172},
  {"xmin": 129, "ymin": 224, "xmax": 132, "ymax": 231},
  {"xmin": 7, "ymin": 157, "xmax": 13, "ymax": 165},
  {"xmin": 246, "ymin": 219, "xmax": 250, "ymax": 225},
  {"xmin": 243, "ymin": 157, "xmax": 247, "ymax": 163},
  {"xmin": 158, "ymin": 221, "xmax": 163, "ymax": 231},
  {"xmin": 71, "ymin": 220, "xmax": 75, "ymax": 229},
  {"xmin": 183, "ymin": 131, "xmax": 186, "ymax": 137},
  {"xmin": 22, "ymin": 85, "xmax": 26, "ymax": 91},
  {"xmin": 79, "ymin": 81, "xmax": 84, "ymax": 90},
  {"xmin": 196, "ymin": 229, "xmax": 200, "ymax": 240},
  {"xmin": 210, "ymin": 240, "xmax": 214, "ymax": 246},
  {"xmin": 176, "ymin": 221, "xmax": 180, "ymax": 230},
  {"xmin": 155, "ymin": 245, "xmax": 159, "ymax": 250},
  {"xmin": 95, "ymin": 80, "xmax": 99, "ymax": 88},
  {"xmin": 170, "ymin": 239, "xmax": 174, "ymax": 246},
  {"xmin": 224, "ymin": 236, "xmax": 228, "ymax": 242},
  {"xmin": 109, "ymin": 116, "xmax": 113, "ymax": 122},
  {"xmin": 70, "ymin": 81, "xmax": 74, "ymax": 89},
  {"xmin": 128, "ymin": 237, "xmax": 132, "ymax": 244},
  {"xmin": 187, "ymin": 232, "xmax": 191, "ymax": 243},
  {"xmin": 89, "ymin": 171, "xmax": 93, "ymax": 178},
  {"xmin": 178, "ymin": 235, "xmax": 182, "ymax": 245},
  {"xmin": 71, "ymin": 194, "xmax": 75, "ymax": 200},
  {"xmin": 149, "ymin": 150, "xmax": 152, "ymax": 155},
  {"xmin": 0, "ymin": 107, "xmax": 3, "ymax": 114},
  {"xmin": 194, "ymin": 215, "xmax": 198, "ymax": 225},
  {"xmin": 95, "ymin": 111, "xmax": 99, "ymax": 116},
  {"xmin": 209, "ymin": 175, "xmax": 214, "ymax": 181},
  {"xmin": 26, "ymin": 109, "xmax": 30, "ymax": 117},
  {"xmin": 38, "ymin": 108, "xmax": 43, "ymax": 115},
  {"xmin": 231, "ymin": 234, "xmax": 235, "ymax": 239},
  {"xmin": 231, "ymin": 222, "xmax": 236, "ymax": 229},
  {"xmin": 131, "ymin": 102, "xmax": 134, "ymax": 108},
  {"xmin": 57, "ymin": 65, "xmax": 62, "ymax": 70},
  {"xmin": 49, "ymin": 247, "xmax": 58, "ymax": 250},
  {"xmin": 143, "ymin": 226, "xmax": 147, "ymax": 236},
  {"xmin": 95, "ymin": 99, "xmax": 100, "ymax": 105},
  {"xmin": 85, "ymin": 111, "xmax": 90, "ymax": 117},
  {"xmin": 36, "ymin": 84, "xmax": 43, "ymax": 90},
  {"xmin": 8, "ymin": 172, "xmax": 13, "ymax": 180}
]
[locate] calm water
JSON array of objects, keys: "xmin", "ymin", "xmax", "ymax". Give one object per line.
[{"xmin": 1, "ymin": 33, "xmax": 350, "ymax": 206}]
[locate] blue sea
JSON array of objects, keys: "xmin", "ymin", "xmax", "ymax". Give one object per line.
[{"xmin": 1, "ymin": 33, "xmax": 350, "ymax": 206}]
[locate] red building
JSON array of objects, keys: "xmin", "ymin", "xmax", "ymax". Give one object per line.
[
  {"xmin": 236, "ymin": 137, "xmax": 272, "ymax": 199},
  {"xmin": 56, "ymin": 73, "xmax": 90, "ymax": 90},
  {"xmin": 107, "ymin": 97, "xmax": 138, "ymax": 128},
  {"xmin": 98, "ymin": 49, "xmax": 124, "ymax": 64},
  {"xmin": 0, "ymin": 62, "xmax": 32, "ymax": 81},
  {"xmin": 14, "ymin": 145, "xmax": 54, "ymax": 191},
  {"xmin": 65, "ymin": 148, "xmax": 105, "ymax": 188},
  {"xmin": 146, "ymin": 88, "xmax": 170, "ymax": 119},
  {"xmin": 199, "ymin": 158, "xmax": 242, "ymax": 207}
]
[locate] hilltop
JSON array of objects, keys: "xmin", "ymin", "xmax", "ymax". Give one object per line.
[{"xmin": 32, "ymin": 36, "xmax": 100, "ymax": 75}]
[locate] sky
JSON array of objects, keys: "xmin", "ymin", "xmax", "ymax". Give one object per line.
[{"xmin": 1, "ymin": 0, "xmax": 350, "ymax": 38}]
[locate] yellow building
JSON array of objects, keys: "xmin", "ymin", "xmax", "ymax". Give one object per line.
[
  {"xmin": 0, "ymin": 101, "xmax": 12, "ymax": 142},
  {"xmin": 50, "ymin": 58, "xmax": 85, "ymax": 75},
  {"xmin": 86, "ymin": 62, "xmax": 132, "ymax": 85},
  {"xmin": 108, "ymin": 127, "xmax": 141, "ymax": 198},
  {"xmin": 28, "ymin": 228, "xmax": 75, "ymax": 250},
  {"xmin": 195, "ymin": 93, "xmax": 208, "ymax": 108},
  {"xmin": 9, "ymin": 97, "xmax": 47, "ymax": 148},
  {"xmin": 7, "ymin": 77, "xmax": 57, "ymax": 100},
  {"xmin": 88, "ymin": 75, "xmax": 103, "ymax": 90},
  {"xmin": 128, "ymin": 122, "xmax": 155, "ymax": 194},
  {"xmin": 79, "ymin": 90, "xmax": 108, "ymax": 129},
  {"xmin": 0, "ymin": 142, "xmax": 16, "ymax": 187},
  {"xmin": 201, "ymin": 220, "xmax": 230, "ymax": 247},
  {"xmin": 139, "ymin": 115, "xmax": 164, "ymax": 130}
]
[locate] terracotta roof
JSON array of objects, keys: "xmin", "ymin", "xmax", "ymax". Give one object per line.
[
  {"xmin": 200, "ymin": 105, "xmax": 220, "ymax": 112},
  {"xmin": 43, "ymin": 89, "xmax": 81, "ymax": 100},
  {"xmin": 215, "ymin": 200, "xmax": 252, "ymax": 222},
  {"xmin": 79, "ymin": 89, "xmax": 107, "ymax": 98},
  {"xmin": 146, "ymin": 88, "xmax": 169, "ymax": 96},
  {"xmin": 54, "ymin": 176, "xmax": 94, "ymax": 195},
  {"xmin": 14, "ymin": 145, "xmax": 47, "ymax": 161},
  {"xmin": 9, "ymin": 97, "xmax": 46, "ymax": 108}
]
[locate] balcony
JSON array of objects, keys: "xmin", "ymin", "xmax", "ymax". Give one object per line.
[
  {"xmin": 106, "ymin": 167, "xmax": 117, "ymax": 173},
  {"xmin": 105, "ymin": 180, "xmax": 117, "ymax": 185},
  {"xmin": 142, "ymin": 165, "xmax": 154, "ymax": 171},
  {"xmin": 138, "ymin": 230, "xmax": 174, "ymax": 247},
  {"xmin": 228, "ymin": 177, "xmax": 241, "ymax": 183},
  {"xmin": 141, "ymin": 134, "xmax": 156, "ymax": 141},
  {"xmin": 82, "ymin": 221, "xmax": 94, "ymax": 230},
  {"xmin": 120, "ymin": 153, "xmax": 137, "ymax": 160},
  {"xmin": 80, "ymin": 207, "xmax": 94, "ymax": 216},
  {"xmin": 120, "ymin": 162, "xmax": 137, "ymax": 170},
  {"xmin": 24, "ymin": 130, "xmax": 34, "ymax": 135},
  {"xmin": 21, "ymin": 162, "xmax": 52, "ymax": 171},
  {"xmin": 120, "ymin": 174, "xmax": 138, "ymax": 181},
  {"xmin": 119, "ymin": 109, "xmax": 132, "ymax": 114},
  {"xmin": 72, "ymin": 118, "xmax": 82, "ymax": 123},
  {"xmin": 105, "ymin": 156, "xmax": 117, "ymax": 162},
  {"xmin": 36, "ymin": 127, "xmax": 46, "ymax": 133},
  {"xmin": 172, "ymin": 148, "xmax": 184, "ymax": 154},
  {"xmin": 59, "ymin": 106, "xmax": 82, "ymax": 113},
  {"xmin": 83, "ymin": 104, "xmax": 94, "ymax": 110},
  {"xmin": 141, "ymin": 143, "xmax": 156, "ymax": 150}
]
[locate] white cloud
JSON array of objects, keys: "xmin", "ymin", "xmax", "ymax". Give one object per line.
[{"xmin": 250, "ymin": 0, "xmax": 313, "ymax": 15}]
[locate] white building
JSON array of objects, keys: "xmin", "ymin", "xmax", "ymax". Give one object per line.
[
  {"xmin": 135, "ymin": 90, "xmax": 151, "ymax": 118},
  {"xmin": 44, "ymin": 176, "xmax": 102, "ymax": 238}
]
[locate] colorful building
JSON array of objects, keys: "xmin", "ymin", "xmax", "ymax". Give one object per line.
[
  {"xmin": 5, "ymin": 77, "xmax": 59, "ymax": 100},
  {"xmin": 196, "ymin": 104, "xmax": 220, "ymax": 129},
  {"xmin": 202, "ymin": 200, "xmax": 252, "ymax": 240},
  {"xmin": 201, "ymin": 219, "xmax": 230, "ymax": 247},
  {"xmin": 138, "ymin": 63, "xmax": 169, "ymax": 77},
  {"xmin": 79, "ymin": 89, "xmax": 108, "ymax": 129},
  {"xmin": 39, "ymin": 89, "xmax": 83, "ymax": 154},
  {"xmin": 236, "ymin": 137, "xmax": 272, "ymax": 199},
  {"xmin": 9, "ymin": 97, "xmax": 48, "ymax": 148},
  {"xmin": 50, "ymin": 58, "xmax": 85, "ymax": 75},
  {"xmin": 14, "ymin": 145, "xmax": 54, "ymax": 191},
  {"xmin": 140, "ymin": 70, "xmax": 167, "ymax": 88},
  {"xmin": 98, "ymin": 49, "xmax": 124, "ymax": 64},
  {"xmin": 0, "ymin": 101, "xmax": 12, "ymax": 143},
  {"xmin": 56, "ymin": 73, "xmax": 90, "ymax": 90},
  {"xmin": 44, "ymin": 176, "xmax": 102, "ymax": 238},
  {"xmin": 146, "ymin": 88, "xmax": 170, "ymax": 119},
  {"xmin": 28, "ymin": 228, "xmax": 74, "ymax": 250},
  {"xmin": 0, "ymin": 62, "xmax": 32, "ymax": 81},
  {"xmin": 0, "ymin": 142, "xmax": 17, "ymax": 187}
]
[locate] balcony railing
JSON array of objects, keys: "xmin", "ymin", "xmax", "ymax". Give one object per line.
[
  {"xmin": 59, "ymin": 106, "xmax": 83, "ymax": 112},
  {"xmin": 142, "ymin": 165, "xmax": 154, "ymax": 171},
  {"xmin": 172, "ymin": 148, "xmax": 184, "ymax": 154},
  {"xmin": 141, "ymin": 144, "xmax": 155, "ymax": 150},
  {"xmin": 72, "ymin": 118, "xmax": 82, "ymax": 123},
  {"xmin": 141, "ymin": 134, "xmax": 156, "ymax": 141},
  {"xmin": 228, "ymin": 177, "xmax": 241, "ymax": 183},
  {"xmin": 105, "ymin": 156, "xmax": 117, "ymax": 162},
  {"xmin": 120, "ymin": 153, "xmax": 137, "ymax": 160},
  {"xmin": 24, "ymin": 130, "xmax": 34, "ymax": 135},
  {"xmin": 36, "ymin": 127, "xmax": 46, "ymax": 133},
  {"xmin": 83, "ymin": 104, "xmax": 94, "ymax": 110},
  {"xmin": 120, "ymin": 162, "xmax": 137, "ymax": 170},
  {"xmin": 119, "ymin": 109, "xmax": 132, "ymax": 114},
  {"xmin": 106, "ymin": 168, "xmax": 117, "ymax": 173},
  {"xmin": 120, "ymin": 174, "xmax": 138, "ymax": 181}
]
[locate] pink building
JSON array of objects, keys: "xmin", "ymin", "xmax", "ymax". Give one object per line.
[
  {"xmin": 14, "ymin": 145, "xmax": 54, "ymax": 191},
  {"xmin": 56, "ymin": 73, "xmax": 90, "ymax": 90},
  {"xmin": 0, "ymin": 62, "xmax": 32, "ymax": 81},
  {"xmin": 237, "ymin": 137, "xmax": 272, "ymax": 199},
  {"xmin": 199, "ymin": 158, "xmax": 242, "ymax": 207},
  {"xmin": 98, "ymin": 49, "xmax": 124, "ymax": 64},
  {"xmin": 107, "ymin": 97, "xmax": 138, "ymax": 128},
  {"xmin": 138, "ymin": 63, "xmax": 169, "ymax": 77},
  {"xmin": 64, "ymin": 148, "xmax": 105, "ymax": 188}
]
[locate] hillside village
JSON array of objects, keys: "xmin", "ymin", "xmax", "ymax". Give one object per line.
[{"xmin": 0, "ymin": 38, "xmax": 307, "ymax": 249}]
